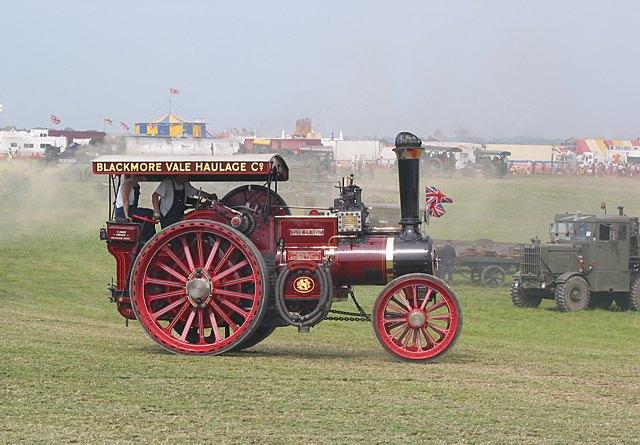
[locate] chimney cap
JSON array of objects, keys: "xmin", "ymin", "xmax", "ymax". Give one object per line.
[{"xmin": 395, "ymin": 132, "xmax": 422, "ymax": 149}]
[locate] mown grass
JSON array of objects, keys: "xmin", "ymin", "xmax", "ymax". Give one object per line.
[{"xmin": 1, "ymin": 163, "xmax": 639, "ymax": 444}]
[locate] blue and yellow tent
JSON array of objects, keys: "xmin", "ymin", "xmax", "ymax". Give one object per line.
[{"xmin": 135, "ymin": 113, "xmax": 206, "ymax": 138}]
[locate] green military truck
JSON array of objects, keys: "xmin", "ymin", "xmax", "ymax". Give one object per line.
[{"xmin": 511, "ymin": 210, "xmax": 640, "ymax": 311}]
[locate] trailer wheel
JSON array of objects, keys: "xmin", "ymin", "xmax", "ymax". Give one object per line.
[
  {"xmin": 481, "ymin": 265, "xmax": 506, "ymax": 288},
  {"xmin": 629, "ymin": 276, "xmax": 640, "ymax": 311},
  {"xmin": 510, "ymin": 281, "xmax": 542, "ymax": 308},
  {"xmin": 554, "ymin": 275, "xmax": 590, "ymax": 312},
  {"xmin": 373, "ymin": 274, "xmax": 462, "ymax": 363},
  {"xmin": 130, "ymin": 220, "xmax": 268, "ymax": 355}
]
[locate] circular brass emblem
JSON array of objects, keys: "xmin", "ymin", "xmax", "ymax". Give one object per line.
[{"xmin": 293, "ymin": 276, "xmax": 315, "ymax": 294}]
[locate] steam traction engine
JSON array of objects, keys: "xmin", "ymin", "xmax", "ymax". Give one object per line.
[{"xmin": 94, "ymin": 132, "xmax": 462, "ymax": 362}]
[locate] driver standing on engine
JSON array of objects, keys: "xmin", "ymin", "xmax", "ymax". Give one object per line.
[{"xmin": 152, "ymin": 176, "xmax": 214, "ymax": 229}]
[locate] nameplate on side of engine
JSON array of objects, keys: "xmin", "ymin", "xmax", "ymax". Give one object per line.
[
  {"xmin": 276, "ymin": 216, "xmax": 337, "ymax": 247},
  {"xmin": 286, "ymin": 250, "xmax": 324, "ymax": 261}
]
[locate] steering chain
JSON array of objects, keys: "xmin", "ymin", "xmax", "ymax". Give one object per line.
[{"xmin": 326, "ymin": 290, "xmax": 371, "ymax": 322}]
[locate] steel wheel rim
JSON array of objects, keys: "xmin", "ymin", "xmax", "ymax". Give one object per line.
[
  {"xmin": 131, "ymin": 221, "xmax": 265, "ymax": 354},
  {"xmin": 566, "ymin": 283, "xmax": 587, "ymax": 309},
  {"xmin": 375, "ymin": 276, "xmax": 460, "ymax": 360}
]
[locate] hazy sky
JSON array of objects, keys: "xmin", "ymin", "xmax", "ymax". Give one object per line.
[{"xmin": 1, "ymin": 0, "xmax": 639, "ymax": 140}]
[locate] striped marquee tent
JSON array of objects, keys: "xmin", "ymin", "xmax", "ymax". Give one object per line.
[
  {"xmin": 575, "ymin": 139, "xmax": 640, "ymax": 154},
  {"xmin": 135, "ymin": 113, "xmax": 206, "ymax": 138}
]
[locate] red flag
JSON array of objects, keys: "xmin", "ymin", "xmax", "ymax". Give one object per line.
[
  {"xmin": 104, "ymin": 118, "xmax": 113, "ymax": 125},
  {"xmin": 50, "ymin": 114, "xmax": 61, "ymax": 125},
  {"xmin": 120, "ymin": 122, "xmax": 130, "ymax": 131},
  {"xmin": 170, "ymin": 88, "xmax": 179, "ymax": 95}
]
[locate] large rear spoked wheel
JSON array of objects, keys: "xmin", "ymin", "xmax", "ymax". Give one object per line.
[
  {"xmin": 373, "ymin": 274, "xmax": 462, "ymax": 363},
  {"xmin": 130, "ymin": 220, "xmax": 268, "ymax": 355}
]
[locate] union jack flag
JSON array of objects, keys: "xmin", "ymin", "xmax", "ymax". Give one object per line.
[
  {"xmin": 120, "ymin": 122, "xmax": 130, "ymax": 131},
  {"xmin": 170, "ymin": 88, "xmax": 179, "ymax": 95},
  {"xmin": 428, "ymin": 202, "xmax": 447, "ymax": 218},
  {"xmin": 426, "ymin": 186, "xmax": 453, "ymax": 218},
  {"xmin": 104, "ymin": 118, "xmax": 113, "ymax": 125},
  {"xmin": 50, "ymin": 114, "xmax": 61, "ymax": 125}
]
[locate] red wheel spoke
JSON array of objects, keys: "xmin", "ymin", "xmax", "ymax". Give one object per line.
[
  {"xmin": 217, "ymin": 298, "xmax": 249, "ymax": 319},
  {"xmin": 207, "ymin": 308, "xmax": 222, "ymax": 342},
  {"xmin": 181, "ymin": 237, "xmax": 195, "ymax": 271},
  {"xmin": 419, "ymin": 288, "xmax": 434, "ymax": 310},
  {"xmin": 215, "ymin": 289, "xmax": 255, "ymax": 301},
  {"xmin": 426, "ymin": 299, "xmax": 447, "ymax": 313},
  {"xmin": 197, "ymin": 308, "xmax": 205, "ymax": 344},
  {"xmin": 218, "ymin": 276, "xmax": 255, "ymax": 287},
  {"xmin": 399, "ymin": 327, "xmax": 412, "ymax": 347},
  {"xmin": 212, "ymin": 246, "xmax": 237, "ymax": 275},
  {"xmin": 210, "ymin": 301, "xmax": 239, "ymax": 331},
  {"xmin": 429, "ymin": 314, "xmax": 451, "ymax": 322},
  {"xmin": 429, "ymin": 323, "xmax": 448, "ymax": 340},
  {"xmin": 152, "ymin": 297, "xmax": 187, "ymax": 319},
  {"xmin": 163, "ymin": 245, "xmax": 191, "ymax": 276},
  {"xmin": 410, "ymin": 285, "xmax": 418, "ymax": 308},
  {"xmin": 179, "ymin": 309, "xmax": 197, "ymax": 341},
  {"xmin": 383, "ymin": 316, "xmax": 405, "ymax": 325},
  {"xmin": 148, "ymin": 289, "xmax": 186, "ymax": 302},
  {"xmin": 212, "ymin": 259, "xmax": 249, "ymax": 282},
  {"xmin": 165, "ymin": 301, "xmax": 191, "ymax": 333},
  {"xmin": 155, "ymin": 262, "xmax": 188, "ymax": 283},
  {"xmin": 196, "ymin": 232, "xmax": 204, "ymax": 268},
  {"xmin": 412, "ymin": 329, "xmax": 420, "ymax": 349},
  {"xmin": 203, "ymin": 238, "xmax": 221, "ymax": 271},
  {"xmin": 394, "ymin": 292, "xmax": 412, "ymax": 312},
  {"xmin": 145, "ymin": 277, "xmax": 184, "ymax": 288},
  {"xmin": 421, "ymin": 326, "xmax": 436, "ymax": 349},
  {"xmin": 388, "ymin": 298, "xmax": 409, "ymax": 315}
]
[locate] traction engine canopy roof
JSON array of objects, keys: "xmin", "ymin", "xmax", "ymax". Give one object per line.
[{"xmin": 92, "ymin": 154, "xmax": 289, "ymax": 181}]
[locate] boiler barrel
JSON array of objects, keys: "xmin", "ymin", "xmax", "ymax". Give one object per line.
[{"xmin": 331, "ymin": 235, "xmax": 433, "ymax": 286}]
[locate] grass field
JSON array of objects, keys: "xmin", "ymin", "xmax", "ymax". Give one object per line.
[{"xmin": 1, "ymin": 163, "xmax": 639, "ymax": 444}]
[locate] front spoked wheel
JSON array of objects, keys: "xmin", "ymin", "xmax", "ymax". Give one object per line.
[
  {"xmin": 373, "ymin": 274, "xmax": 462, "ymax": 363},
  {"xmin": 130, "ymin": 220, "xmax": 268, "ymax": 355}
]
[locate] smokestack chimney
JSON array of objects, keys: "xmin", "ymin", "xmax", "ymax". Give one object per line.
[{"xmin": 393, "ymin": 132, "xmax": 424, "ymax": 240}]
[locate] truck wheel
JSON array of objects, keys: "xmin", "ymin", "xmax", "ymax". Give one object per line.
[
  {"xmin": 481, "ymin": 265, "xmax": 506, "ymax": 288},
  {"xmin": 373, "ymin": 274, "xmax": 462, "ymax": 363},
  {"xmin": 630, "ymin": 277, "xmax": 640, "ymax": 311},
  {"xmin": 510, "ymin": 281, "xmax": 542, "ymax": 308},
  {"xmin": 554, "ymin": 275, "xmax": 590, "ymax": 312},
  {"xmin": 130, "ymin": 220, "xmax": 268, "ymax": 355}
]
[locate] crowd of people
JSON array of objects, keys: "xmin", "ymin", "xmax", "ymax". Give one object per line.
[{"xmin": 509, "ymin": 161, "xmax": 640, "ymax": 177}]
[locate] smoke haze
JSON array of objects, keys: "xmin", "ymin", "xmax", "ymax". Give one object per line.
[{"xmin": 1, "ymin": 0, "xmax": 639, "ymax": 140}]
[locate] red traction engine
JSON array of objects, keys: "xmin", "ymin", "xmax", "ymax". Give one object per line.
[{"xmin": 94, "ymin": 132, "xmax": 462, "ymax": 362}]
